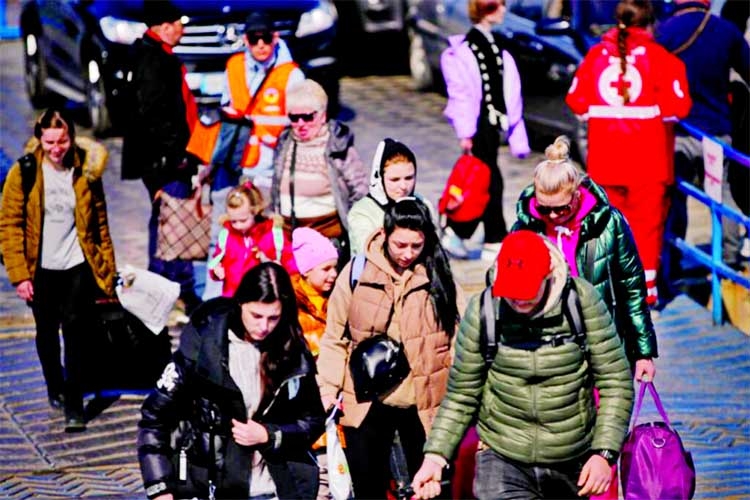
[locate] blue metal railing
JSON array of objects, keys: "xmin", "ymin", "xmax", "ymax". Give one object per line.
[
  {"xmin": 672, "ymin": 122, "xmax": 750, "ymax": 325},
  {"xmin": 0, "ymin": 1, "xmax": 20, "ymax": 40}
]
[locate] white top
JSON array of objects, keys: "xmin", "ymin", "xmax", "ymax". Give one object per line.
[
  {"xmin": 227, "ymin": 330, "xmax": 277, "ymax": 498},
  {"xmin": 40, "ymin": 159, "xmax": 85, "ymax": 270}
]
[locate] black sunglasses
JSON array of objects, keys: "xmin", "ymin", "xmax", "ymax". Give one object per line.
[
  {"xmin": 537, "ymin": 202, "xmax": 574, "ymax": 216},
  {"xmin": 247, "ymin": 31, "xmax": 273, "ymax": 45},
  {"xmin": 288, "ymin": 111, "xmax": 317, "ymax": 123}
]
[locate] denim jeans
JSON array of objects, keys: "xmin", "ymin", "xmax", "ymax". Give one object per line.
[{"xmin": 473, "ymin": 448, "xmax": 584, "ymax": 500}]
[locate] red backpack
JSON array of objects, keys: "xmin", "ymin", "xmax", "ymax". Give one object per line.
[{"xmin": 438, "ymin": 154, "xmax": 491, "ymax": 223}]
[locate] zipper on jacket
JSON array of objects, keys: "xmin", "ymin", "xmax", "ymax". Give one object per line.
[{"xmin": 261, "ymin": 373, "xmax": 305, "ymax": 417}]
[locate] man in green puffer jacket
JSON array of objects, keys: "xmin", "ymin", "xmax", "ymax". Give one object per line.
[{"xmin": 412, "ymin": 230, "xmax": 634, "ymax": 500}]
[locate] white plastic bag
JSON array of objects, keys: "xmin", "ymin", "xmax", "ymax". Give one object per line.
[
  {"xmin": 115, "ymin": 265, "xmax": 180, "ymax": 334},
  {"xmin": 326, "ymin": 401, "xmax": 353, "ymax": 500}
]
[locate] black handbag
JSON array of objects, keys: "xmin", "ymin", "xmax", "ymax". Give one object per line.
[{"xmin": 349, "ymin": 334, "xmax": 410, "ymax": 403}]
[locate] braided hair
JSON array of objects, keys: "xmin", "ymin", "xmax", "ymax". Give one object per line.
[{"xmin": 615, "ymin": 0, "xmax": 654, "ymax": 104}]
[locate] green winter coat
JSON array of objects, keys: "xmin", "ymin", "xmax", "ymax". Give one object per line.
[
  {"xmin": 512, "ymin": 177, "xmax": 657, "ymax": 361},
  {"xmin": 424, "ymin": 243, "xmax": 634, "ymax": 465}
]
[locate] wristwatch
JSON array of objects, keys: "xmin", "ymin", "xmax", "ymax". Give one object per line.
[{"xmin": 593, "ymin": 449, "xmax": 619, "ymax": 466}]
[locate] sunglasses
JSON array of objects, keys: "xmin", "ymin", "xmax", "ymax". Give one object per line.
[
  {"xmin": 288, "ymin": 111, "xmax": 317, "ymax": 123},
  {"xmin": 536, "ymin": 202, "xmax": 574, "ymax": 216},
  {"xmin": 247, "ymin": 31, "xmax": 273, "ymax": 45}
]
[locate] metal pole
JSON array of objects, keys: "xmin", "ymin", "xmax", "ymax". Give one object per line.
[{"xmin": 711, "ymin": 201, "xmax": 723, "ymax": 325}]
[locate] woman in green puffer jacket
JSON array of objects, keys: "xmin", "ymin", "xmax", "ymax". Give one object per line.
[
  {"xmin": 512, "ymin": 136, "xmax": 657, "ymax": 381},
  {"xmin": 412, "ymin": 230, "xmax": 634, "ymax": 499}
]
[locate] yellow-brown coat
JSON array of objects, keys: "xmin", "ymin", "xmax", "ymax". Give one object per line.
[{"xmin": 0, "ymin": 136, "xmax": 116, "ymax": 296}]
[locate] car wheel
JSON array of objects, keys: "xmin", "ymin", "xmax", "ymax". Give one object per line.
[
  {"xmin": 408, "ymin": 26, "xmax": 433, "ymax": 90},
  {"xmin": 24, "ymin": 33, "xmax": 50, "ymax": 108},
  {"xmin": 85, "ymin": 58, "xmax": 112, "ymax": 136}
]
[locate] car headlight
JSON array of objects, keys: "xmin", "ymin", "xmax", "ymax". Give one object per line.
[
  {"xmin": 296, "ymin": 0, "xmax": 337, "ymax": 38},
  {"xmin": 99, "ymin": 16, "xmax": 148, "ymax": 45}
]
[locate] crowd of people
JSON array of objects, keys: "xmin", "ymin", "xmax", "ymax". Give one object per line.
[{"xmin": 0, "ymin": 0, "xmax": 747, "ymax": 498}]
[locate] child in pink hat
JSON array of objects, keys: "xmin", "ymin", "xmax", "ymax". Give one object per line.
[
  {"xmin": 291, "ymin": 227, "xmax": 339, "ymax": 357},
  {"xmin": 291, "ymin": 227, "xmax": 341, "ymax": 499}
]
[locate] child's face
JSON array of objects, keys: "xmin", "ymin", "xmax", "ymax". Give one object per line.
[
  {"xmin": 227, "ymin": 201, "xmax": 255, "ymax": 234},
  {"xmin": 305, "ymin": 258, "xmax": 338, "ymax": 293}
]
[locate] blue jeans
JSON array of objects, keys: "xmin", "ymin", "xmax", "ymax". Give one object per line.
[{"xmin": 473, "ymin": 448, "xmax": 584, "ymax": 500}]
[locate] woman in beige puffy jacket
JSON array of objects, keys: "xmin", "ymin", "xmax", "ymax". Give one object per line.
[{"xmin": 317, "ymin": 197, "xmax": 463, "ymax": 499}]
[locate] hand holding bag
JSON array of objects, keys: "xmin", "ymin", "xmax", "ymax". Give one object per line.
[
  {"xmin": 620, "ymin": 381, "xmax": 696, "ymax": 500},
  {"xmin": 326, "ymin": 402, "xmax": 354, "ymax": 500},
  {"xmin": 155, "ymin": 186, "xmax": 212, "ymax": 261}
]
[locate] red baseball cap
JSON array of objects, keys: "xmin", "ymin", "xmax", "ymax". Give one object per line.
[{"xmin": 492, "ymin": 230, "xmax": 552, "ymax": 300}]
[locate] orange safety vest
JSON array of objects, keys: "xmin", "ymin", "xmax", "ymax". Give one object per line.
[{"xmin": 186, "ymin": 55, "xmax": 298, "ymax": 168}]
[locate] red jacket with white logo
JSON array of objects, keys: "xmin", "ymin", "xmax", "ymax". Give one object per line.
[{"xmin": 566, "ymin": 27, "xmax": 691, "ymax": 185}]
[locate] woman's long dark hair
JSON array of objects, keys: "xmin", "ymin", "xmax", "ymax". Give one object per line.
[
  {"xmin": 233, "ymin": 262, "xmax": 307, "ymax": 392},
  {"xmin": 383, "ymin": 198, "xmax": 459, "ymax": 337}
]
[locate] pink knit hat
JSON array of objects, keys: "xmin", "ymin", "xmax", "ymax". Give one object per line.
[{"xmin": 292, "ymin": 227, "xmax": 339, "ymax": 275}]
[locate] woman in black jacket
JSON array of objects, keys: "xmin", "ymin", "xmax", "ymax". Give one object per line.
[{"xmin": 138, "ymin": 262, "xmax": 325, "ymax": 500}]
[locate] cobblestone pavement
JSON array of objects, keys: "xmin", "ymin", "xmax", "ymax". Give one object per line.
[{"xmin": 0, "ymin": 39, "xmax": 747, "ymax": 499}]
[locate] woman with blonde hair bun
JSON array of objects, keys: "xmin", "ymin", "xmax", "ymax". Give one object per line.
[{"xmin": 513, "ymin": 135, "xmax": 658, "ymax": 382}]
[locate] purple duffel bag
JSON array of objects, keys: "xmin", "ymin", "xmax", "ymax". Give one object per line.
[{"xmin": 620, "ymin": 381, "xmax": 696, "ymax": 499}]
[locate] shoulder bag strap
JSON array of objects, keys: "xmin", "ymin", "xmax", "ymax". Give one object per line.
[
  {"xmin": 288, "ymin": 140, "xmax": 298, "ymax": 231},
  {"xmin": 671, "ymin": 9, "xmax": 711, "ymax": 56},
  {"xmin": 243, "ymin": 59, "xmax": 276, "ymax": 115},
  {"xmin": 480, "ymin": 286, "xmax": 497, "ymax": 370}
]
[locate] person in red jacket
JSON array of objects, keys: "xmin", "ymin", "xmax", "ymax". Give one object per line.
[
  {"xmin": 207, "ymin": 182, "xmax": 297, "ymax": 297},
  {"xmin": 566, "ymin": 0, "xmax": 691, "ymax": 306}
]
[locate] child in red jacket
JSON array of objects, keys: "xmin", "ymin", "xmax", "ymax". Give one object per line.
[{"xmin": 208, "ymin": 182, "xmax": 297, "ymax": 297}]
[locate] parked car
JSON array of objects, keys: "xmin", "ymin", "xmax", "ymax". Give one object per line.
[
  {"xmin": 20, "ymin": 0, "xmax": 339, "ymax": 135},
  {"xmin": 406, "ymin": 0, "xmax": 675, "ymax": 162},
  {"xmin": 348, "ymin": 0, "xmax": 406, "ymax": 33}
]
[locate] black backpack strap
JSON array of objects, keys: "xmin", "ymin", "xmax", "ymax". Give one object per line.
[
  {"xmin": 561, "ymin": 280, "xmax": 586, "ymax": 355},
  {"xmin": 479, "ymin": 286, "xmax": 498, "ymax": 370},
  {"xmin": 18, "ymin": 153, "xmax": 37, "ymax": 199}
]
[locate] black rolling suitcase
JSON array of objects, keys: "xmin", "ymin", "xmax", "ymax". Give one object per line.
[{"xmin": 87, "ymin": 297, "xmax": 172, "ymax": 393}]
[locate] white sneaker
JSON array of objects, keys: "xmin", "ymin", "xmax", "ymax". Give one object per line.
[
  {"xmin": 481, "ymin": 242, "xmax": 502, "ymax": 261},
  {"xmin": 441, "ymin": 227, "xmax": 469, "ymax": 259}
]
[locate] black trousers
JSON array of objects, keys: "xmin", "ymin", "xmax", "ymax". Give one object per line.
[
  {"xmin": 449, "ymin": 116, "xmax": 507, "ymax": 243},
  {"xmin": 343, "ymin": 403, "xmax": 426, "ymax": 500},
  {"xmin": 31, "ymin": 263, "xmax": 96, "ymax": 418}
]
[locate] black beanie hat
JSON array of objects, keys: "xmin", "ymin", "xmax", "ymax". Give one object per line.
[
  {"xmin": 244, "ymin": 12, "xmax": 274, "ymax": 35},
  {"xmin": 143, "ymin": 0, "xmax": 182, "ymax": 27}
]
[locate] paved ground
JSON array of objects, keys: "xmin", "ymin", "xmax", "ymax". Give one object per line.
[{"xmin": 0, "ymin": 37, "xmax": 748, "ymax": 499}]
